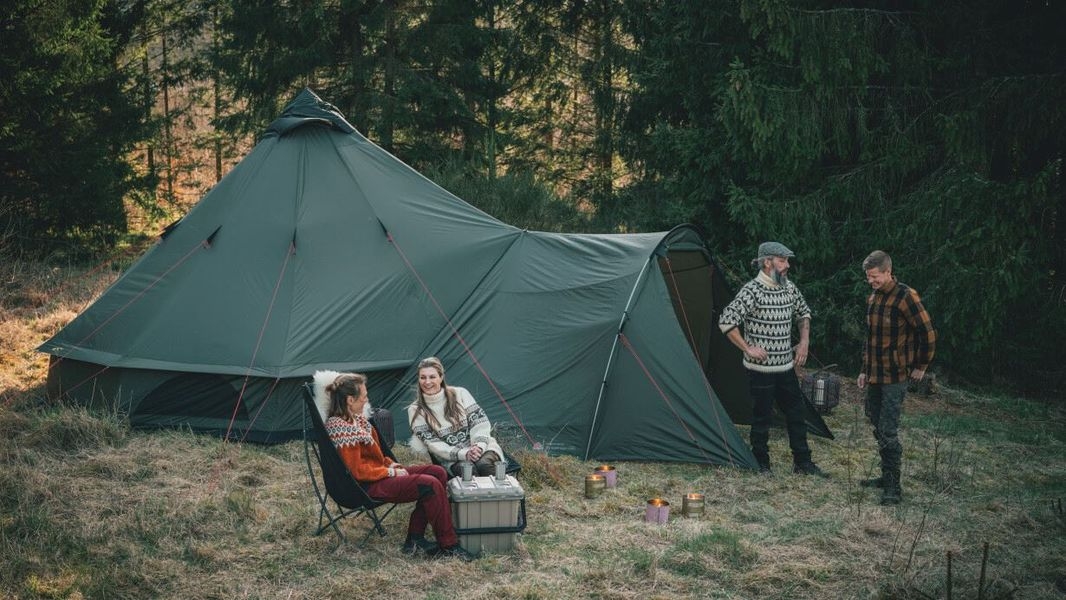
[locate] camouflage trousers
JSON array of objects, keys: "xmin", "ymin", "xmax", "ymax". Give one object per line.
[{"xmin": 864, "ymin": 381, "xmax": 908, "ymax": 465}]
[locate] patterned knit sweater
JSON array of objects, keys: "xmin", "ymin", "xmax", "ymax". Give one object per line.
[
  {"xmin": 718, "ymin": 271, "xmax": 812, "ymax": 373},
  {"xmin": 324, "ymin": 414, "xmax": 394, "ymax": 483},
  {"xmin": 408, "ymin": 386, "xmax": 503, "ymax": 473}
]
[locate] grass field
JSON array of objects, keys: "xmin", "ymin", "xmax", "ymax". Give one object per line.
[{"xmin": 2, "ymin": 257, "xmax": 1064, "ymax": 599}]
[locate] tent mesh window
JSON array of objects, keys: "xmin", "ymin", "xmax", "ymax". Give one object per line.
[{"xmin": 135, "ymin": 374, "xmax": 249, "ymax": 419}]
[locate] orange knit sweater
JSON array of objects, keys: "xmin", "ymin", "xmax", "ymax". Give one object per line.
[{"xmin": 324, "ymin": 415, "xmax": 396, "ymax": 483}]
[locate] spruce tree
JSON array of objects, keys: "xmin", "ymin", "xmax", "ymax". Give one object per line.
[
  {"xmin": 0, "ymin": 0, "xmax": 154, "ymax": 255},
  {"xmin": 620, "ymin": 0, "xmax": 1065, "ymax": 391}
]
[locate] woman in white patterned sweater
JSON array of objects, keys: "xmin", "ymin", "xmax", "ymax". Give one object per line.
[{"xmin": 408, "ymin": 356, "xmax": 504, "ymax": 477}]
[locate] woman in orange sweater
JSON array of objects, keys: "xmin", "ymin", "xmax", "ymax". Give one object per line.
[{"xmin": 324, "ymin": 373, "xmax": 475, "ymax": 560}]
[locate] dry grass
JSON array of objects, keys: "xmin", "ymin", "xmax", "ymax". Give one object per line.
[
  {"xmin": 0, "ymin": 252, "xmax": 130, "ymax": 405},
  {"xmin": 2, "ymin": 257, "xmax": 1065, "ymax": 599}
]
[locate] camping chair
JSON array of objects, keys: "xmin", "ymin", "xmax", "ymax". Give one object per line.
[{"xmin": 302, "ymin": 383, "xmax": 399, "ymax": 547}]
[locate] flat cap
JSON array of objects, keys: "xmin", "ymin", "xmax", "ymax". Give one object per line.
[{"xmin": 755, "ymin": 241, "xmax": 795, "ymax": 260}]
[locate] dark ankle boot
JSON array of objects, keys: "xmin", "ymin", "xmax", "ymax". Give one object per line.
[
  {"xmin": 434, "ymin": 544, "xmax": 478, "ymax": 561},
  {"xmin": 863, "ymin": 449, "xmax": 888, "ymax": 488},
  {"xmin": 793, "ymin": 460, "xmax": 829, "ymax": 478},
  {"xmin": 880, "ymin": 457, "xmax": 902, "ymax": 505},
  {"xmin": 880, "ymin": 477, "xmax": 901, "ymax": 505},
  {"xmin": 401, "ymin": 534, "xmax": 439, "ymax": 556}
]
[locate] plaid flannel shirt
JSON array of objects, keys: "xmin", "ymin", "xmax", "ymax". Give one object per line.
[{"xmin": 863, "ymin": 278, "xmax": 936, "ymax": 384}]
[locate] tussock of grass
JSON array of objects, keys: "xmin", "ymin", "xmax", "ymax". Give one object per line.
[
  {"xmin": 508, "ymin": 449, "xmax": 574, "ymax": 491},
  {"xmin": 23, "ymin": 406, "xmax": 127, "ymax": 452},
  {"xmin": 0, "ymin": 409, "xmax": 30, "ymax": 440}
]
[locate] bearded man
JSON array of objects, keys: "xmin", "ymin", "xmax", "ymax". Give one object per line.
[{"xmin": 719, "ymin": 241, "xmax": 827, "ymax": 477}]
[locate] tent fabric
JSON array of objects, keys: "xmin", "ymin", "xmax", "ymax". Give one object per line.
[{"xmin": 40, "ymin": 89, "xmax": 828, "ymax": 467}]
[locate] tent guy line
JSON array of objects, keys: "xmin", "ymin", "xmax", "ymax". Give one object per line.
[
  {"xmin": 662, "ymin": 254, "xmax": 740, "ymax": 466},
  {"xmin": 584, "ymin": 252, "xmax": 654, "ymax": 461},
  {"xmin": 384, "ymin": 227, "xmax": 538, "ymax": 449},
  {"xmin": 618, "ymin": 332, "xmax": 718, "ymax": 466},
  {"xmin": 46, "ymin": 228, "xmax": 219, "ymax": 383},
  {"xmin": 664, "ymin": 256, "xmax": 705, "ymax": 367},
  {"xmin": 225, "ymin": 238, "xmax": 296, "ymax": 443},
  {"xmin": 235, "ymin": 376, "xmax": 282, "ymax": 446}
]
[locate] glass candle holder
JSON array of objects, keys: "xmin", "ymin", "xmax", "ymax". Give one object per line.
[
  {"xmin": 681, "ymin": 493, "xmax": 705, "ymax": 518},
  {"xmin": 584, "ymin": 474, "xmax": 606, "ymax": 498}
]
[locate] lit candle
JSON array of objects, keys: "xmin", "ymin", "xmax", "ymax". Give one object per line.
[
  {"xmin": 644, "ymin": 498, "xmax": 670, "ymax": 524},
  {"xmin": 594, "ymin": 464, "xmax": 617, "ymax": 488},
  {"xmin": 584, "ymin": 474, "xmax": 607, "ymax": 498},
  {"xmin": 681, "ymin": 493, "xmax": 705, "ymax": 518}
]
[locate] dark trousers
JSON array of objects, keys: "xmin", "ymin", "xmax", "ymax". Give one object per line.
[
  {"xmin": 864, "ymin": 381, "xmax": 907, "ymax": 469},
  {"xmin": 365, "ymin": 464, "xmax": 457, "ymax": 548},
  {"xmin": 748, "ymin": 370, "xmax": 812, "ymax": 467}
]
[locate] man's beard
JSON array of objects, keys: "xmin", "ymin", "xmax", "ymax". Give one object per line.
[{"xmin": 772, "ymin": 269, "xmax": 789, "ymax": 286}]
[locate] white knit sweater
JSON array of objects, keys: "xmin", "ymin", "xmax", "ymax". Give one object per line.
[
  {"xmin": 718, "ymin": 271, "xmax": 811, "ymax": 373},
  {"xmin": 407, "ymin": 386, "xmax": 504, "ymax": 470}
]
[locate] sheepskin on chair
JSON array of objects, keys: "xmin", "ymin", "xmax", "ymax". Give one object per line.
[{"xmin": 312, "ymin": 370, "xmax": 373, "ymax": 421}]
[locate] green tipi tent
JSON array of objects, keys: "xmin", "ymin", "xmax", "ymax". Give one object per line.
[{"xmin": 40, "ymin": 90, "xmax": 827, "ymax": 468}]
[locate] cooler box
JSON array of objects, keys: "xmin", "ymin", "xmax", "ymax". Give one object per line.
[{"xmin": 448, "ymin": 475, "xmax": 527, "ymax": 554}]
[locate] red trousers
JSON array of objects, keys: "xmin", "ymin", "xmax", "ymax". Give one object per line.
[{"xmin": 365, "ymin": 464, "xmax": 457, "ymax": 548}]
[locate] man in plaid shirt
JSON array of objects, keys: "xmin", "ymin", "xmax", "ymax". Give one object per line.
[{"xmin": 857, "ymin": 250, "xmax": 936, "ymax": 505}]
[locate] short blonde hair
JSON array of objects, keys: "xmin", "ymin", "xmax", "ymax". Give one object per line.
[{"xmin": 862, "ymin": 250, "xmax": 892, "ymax": 272}]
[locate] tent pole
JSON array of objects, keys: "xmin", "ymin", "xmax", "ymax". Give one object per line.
[{"xmin": 584, "ymin": 254, "xmax": 656, "ymax": 461}]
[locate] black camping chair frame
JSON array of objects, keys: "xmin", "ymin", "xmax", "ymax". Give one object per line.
[{"xmin": 302, "ymin": 383, "xmax": 399, "ymax": 547}]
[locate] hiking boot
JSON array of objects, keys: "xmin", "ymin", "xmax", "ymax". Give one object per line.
[
  {"xmin": 859, "ymin": 476, "xmax": 884, "ymax": 488},
  {"xmin": 880, "ymin": 486, "xmax": 902, "ymax": 505},
  {"xmin": 401, "ymin": 535, "xmax": 439, "ymax": 557},
  {"xmin": 434, "ymin": 544, "xmax": 479, "ymax": 562},
  {"xmin": 793, "ymin": 461, "xmax": 829, "ymax": 478},
  {"xmin": 880, "ymin": 469, "xmax": 902, "ymax": 505},
  {"xmin": 880, "ymin": 453, "xmax": 902, "ymax": 505}
]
